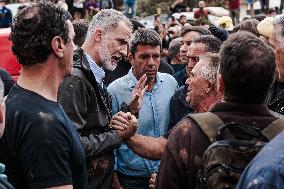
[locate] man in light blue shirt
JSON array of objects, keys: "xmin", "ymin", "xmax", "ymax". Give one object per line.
[{"xmin": 108, "ymin": 28, "xmax": 178, "ymax": 189}]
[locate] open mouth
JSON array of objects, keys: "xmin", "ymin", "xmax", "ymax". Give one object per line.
[
  {"xmin": 145, "ymin": 70, "xmax": 156, "ymax": 75},
  {"xmin": 112, "ymin": 56, "xmax": 122, "ymax": 62}
]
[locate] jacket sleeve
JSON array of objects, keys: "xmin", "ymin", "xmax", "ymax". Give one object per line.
[
  {"xmin": 58, "ymin": 76, "xmax": 121, "ymax": 158},
  {"xmin": 156, "ymin": 119, "xmax": 192, "ymax": 189}
]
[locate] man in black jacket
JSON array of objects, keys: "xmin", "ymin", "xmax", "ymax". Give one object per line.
[{"xmin": 58, "ymin": 9, "xmax": 140, "ymax": 189}]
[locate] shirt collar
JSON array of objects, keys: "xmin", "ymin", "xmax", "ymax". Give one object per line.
[
  {"xmin": 127, "ymin": 67, "xmax": 164, "ymax": 91},
  {"xmin": 84, "ymin": 52, "xmax": 105, "ymax": 86}
]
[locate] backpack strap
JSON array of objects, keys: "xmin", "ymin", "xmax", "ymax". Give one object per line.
[
  {"xmin": 262, "ymin": 118, "xmax": 284, "ymax": 140},
  {"xmin": 187, "ymin": 112, "xmax": 224, "ymax": 143}
]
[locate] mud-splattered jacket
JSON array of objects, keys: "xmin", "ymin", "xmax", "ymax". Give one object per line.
[
  {"xmin": 58, "ymin": 48, "xmax": 122, "ymax": 189},
  {"xmin": 156, "ymin": 102, "xmax": 278, "ymax": 189},
  {"xmin": 266, "ymin": 80, "xmax": 284, "ymax": 115}
]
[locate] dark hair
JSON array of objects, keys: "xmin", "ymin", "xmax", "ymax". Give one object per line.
[
  {"xmin": 130, "ymin": 19, "xmax": 145, "ymax": 31},
  {"xmin": 192, "ymin": 35, "xmax": 222, "ymax": 53},
  {"xmin": 168, "ymin": 37, "xmax": 182, "ymax": 60},
  {"xmin": 181, "ymin": 26, "xmax": 211, "ymax": 37},
  {"xmin": 73, "ymin": 20, "xmax": 89, "ymax": 47},
  {"xmin": 179, "ymin": 15, "xmax": 186, "ymax": 19},
  {"xmin": 233, "ymin": 19, "xmax": 260, "ymax": 37},
  {"xmin": 10, "ymin": 2, "xmax": 72, "ymax": 66},
  {"xmin": 219, "ymin": 32, "xmax": 275, "ymax": 104},
  {"xmin": 129, "ymin": 28, "xmax": 161, "ymax": 55}
]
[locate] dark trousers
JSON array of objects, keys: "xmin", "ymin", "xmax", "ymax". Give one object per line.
[
  {"xmin": 117, "ymin": 172, "xmax": 150, "ymax": 189},
  {"xmin": 260, "ymin": 0, "xmax": 269, "ymax": 13}
]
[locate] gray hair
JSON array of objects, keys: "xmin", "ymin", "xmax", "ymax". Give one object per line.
[
  {"xmin": 129, "ymin": 28, "xmax": 161, "ymax": 55},
  {"xmin": 168, "ymin": 37, "xmax": 182, "ymax": 61},
  {"xmin": 199, "ymin": 53, "xmax": 219, "ymax": 91},
  {"xmin": 273, "ymin": 16, "xmax": 284, "ymax": 51},
  {"xmin": 86, "ymin": 9, "xmax": 132, "ymax": 40}
]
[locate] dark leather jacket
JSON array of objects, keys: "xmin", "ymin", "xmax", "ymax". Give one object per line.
[
  {"xmin": 266, "ymin": 80, "xmax": 284, "ymax": 114},
  {"xmin": 58, "ymin": 48, "xmax": 121, "ymax": 189}
]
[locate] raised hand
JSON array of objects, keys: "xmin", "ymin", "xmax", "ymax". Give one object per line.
[{"xmin": 129, "ymin": 74, "xmax": 148, "ymax": 114}]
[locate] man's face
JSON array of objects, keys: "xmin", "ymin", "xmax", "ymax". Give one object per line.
[
  {"xmin": 61, "ymin": 20, "xmax": 76, "ymax": 77},
  {"xmin": 0, "ymin": 1, "xmax": 5, "ymax": 8},
  {"xmin": 185, "ymin": 42, "xmax": 206, "ymax": 77},
  {"xmin": 186, "ymin": 59, "xmax": 208, "ymax": 111},
  {"xmin": 99, "ymin": 21, "xmax": 131, "ymax": 71},
  {"xmin": 180, "ymin": 31, "xmax": 200, "ymax": 64},
  {"xmin": 130, "ymin": 44, "xmax": 160, "ymax": 83},
  {"xmin": 198, "ymin": 1, "xmax": 205, "ymax": 8},
  {"xmin": 179, "ymin": 16, "xmax": 187, "ymax": 25},
  {"xmin": 270, "ymin": 25, "xmax": 284, "ymax": 75}
]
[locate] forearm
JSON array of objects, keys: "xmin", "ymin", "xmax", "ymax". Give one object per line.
[
  {"xmin": 80, "ymin": 130, "xmax": 122, "ymax": 158},
  {"xmin": 125, "ymin": 134, "xmax": 167, "ymax": 160}
]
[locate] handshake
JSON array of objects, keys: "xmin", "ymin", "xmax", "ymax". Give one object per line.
[{"xmin": 109, "ymin": 111, "xmax": 138, "ymax": 140}]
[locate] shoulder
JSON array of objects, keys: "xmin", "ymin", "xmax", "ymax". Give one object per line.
[
  {"xmin": 159, "ymin": 72, "xmax": 178, "ymax": 85},
  {"xmin": 168, "ymin": 117, "xmax": 194, "ymax": 144},
  {"xmin": 107, "ymin": 75, "xmax": 130, "ymax": 92},
  {"xmin": 238, "ymin": 132, "xmax": 284, "ymax": 188},
  {"xmin": 60, "ymin": 75, "xmax": 92, "ymax": 92}
]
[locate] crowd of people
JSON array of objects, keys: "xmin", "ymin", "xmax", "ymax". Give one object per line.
[{"xmin": 2, "ymin": 0, "xmax": 284, "ymax": 189}]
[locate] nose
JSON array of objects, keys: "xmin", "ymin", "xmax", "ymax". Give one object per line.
[
  {"xmin": 147, "ymin": 57, "xmax": 155, "ymax": 67},
  {"xmin": 180, "ymin": 43, "xmax": 188, "ymax": 53},
  {"xmin": 185, "ymin": 78, "xmax": 191, "ymax": 85},
  {"xmin": 120, "ymin": 44, "xmax": 128, "ymax": 57}
]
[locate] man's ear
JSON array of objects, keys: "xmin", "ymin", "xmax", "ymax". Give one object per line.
[
  {"xmin": 176, "ymin": 52, "xmax": 181, "ymax": 62},
  {"xmin": 217, "ymin": 74, "xmax": 224, "ymax": 97},
  {"xmin": 205, "ymin": 81, "xmax": 213, "ymax": 94},
  {"xmin": 51, "ymin": 36, "xmax": 65, "ymax": 58},
  {"xmin": 92, "ymin": 29, "xmax": 103, "ymax": 43},
  {"xmin": 128, "ymin": 53, "xmax": 135, "ymax": 66}
]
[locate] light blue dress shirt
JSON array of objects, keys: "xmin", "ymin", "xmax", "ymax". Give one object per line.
[
  {"xmin": 84, "ymin": 52, "xmax": 105, "ymax": 87},
  {"xmin": 107, "ymin": 68, "xmax": 178, "ymax": 177}
]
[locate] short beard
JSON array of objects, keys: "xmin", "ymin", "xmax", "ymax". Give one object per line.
[{"xmin": 99, "ymin": 41, "xmax": 117, "ymax": 71}]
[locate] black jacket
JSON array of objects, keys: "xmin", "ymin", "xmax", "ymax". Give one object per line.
[
  {"xmin": 169, "ymin": 86, "xmax": 194, "ymax": 130},
  {"xmin": 266, "ymin": 80, "xmax": 284, "ymax": 114},
  {"xmin": 58, "ymin": 48, "xmax": 121, "ymax": 189}
]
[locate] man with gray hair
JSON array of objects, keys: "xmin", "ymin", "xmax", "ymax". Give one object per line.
[
  {"xmin": 168, "ymin": 37, "xmax": 183, "ymax": 74},
  {"xmin": 266, "ymin": 16, "xmax": 284, "ymax": 115},
  {"xmin": 157, "ymin": 31, "xmax": 278, "ymax": 189},
  {"xmin": 107, "ymin": 28, "xmax": 178, "ymax": 188},
  {"xmin": 58, "ymin": 9, "xmax": 139, "ymax": 188}
]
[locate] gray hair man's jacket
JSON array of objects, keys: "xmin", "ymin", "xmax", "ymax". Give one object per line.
[{"xmin": 58, "ymin": 48, "xmax": 122, "ymax": 189}]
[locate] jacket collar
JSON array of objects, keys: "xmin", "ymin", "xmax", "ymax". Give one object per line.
[
  {"xmin": 73, "ymin": 48, "xmax": 90, "ymax": 74},
  {"xmin": 210, "ymin": 101, "xmax": 273, "ymax": 116}
]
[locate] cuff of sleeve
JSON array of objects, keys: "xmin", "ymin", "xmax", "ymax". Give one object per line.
[{"xmin": 109, "ymin": 130, "xmax": 122, "ymax": 149}]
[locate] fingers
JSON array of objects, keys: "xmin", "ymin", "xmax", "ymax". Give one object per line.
[
  {"xmin": 109, "ymin": 125, "xmax": 124, "ymax": 131},
  {"xmin": 149, "ymin": 173, "xmax": 157, "ymax": 189},
  {"xmin": 141, "ymin": 85, "xmax": 148, "ymax": 97},
  {"xmin": 132, "ymin": 93, "xmax": 140, "ymax": 103},
  {"xmin": 110, "ymin": 119, "xmax": 129, "ymax": 129},
  {"xmin": 129, "ymin": 115, "xmax": 138, "ymax": 125},
  {"xmin": 135, "ymin": 74, "xmax": 147, "ymax": 90},
  {"xmin": 110, "ymin": 112, "xmax": 131, "ymax": 130},
  {"xmin": 116, "ymin": 111, "xmax": 131, "ymax": 120}
]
